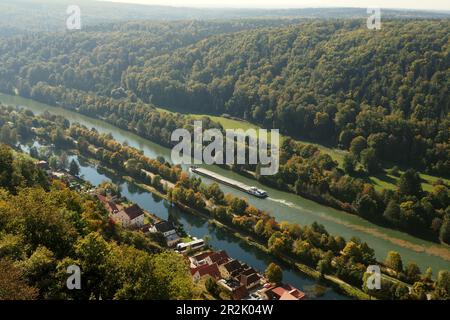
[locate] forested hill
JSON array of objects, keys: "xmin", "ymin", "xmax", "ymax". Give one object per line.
[
  {"xmin": 123, "ymin": 20, "xmax": 449, "ymax": 173},
  {"xmin": 0, "ymin": 143, "xmax": 195, "ymax": 300},
  {"xmin": 0, "ymin": 19, "xmax": 448, "ymax": 174}
]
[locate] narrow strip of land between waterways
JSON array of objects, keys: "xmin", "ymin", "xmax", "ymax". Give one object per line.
[
  {"xmin": 2, "ymin": 93, "xmax": 448, "ymax": 276},
  {"xmin": 122, "ymin": 173, "xmax": 372, "ymax": 300}
]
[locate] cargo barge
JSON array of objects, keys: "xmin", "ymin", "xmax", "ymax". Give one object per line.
[{"xmin": 189, "ymin": 166, "xmax": 268, "ymax": 198}]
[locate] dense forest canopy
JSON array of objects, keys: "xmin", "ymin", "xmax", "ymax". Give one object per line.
[
  {"xmin": 0, "ymin": 143, "xmax": 195, "ymax": 300},
  {"xmin": 0, "ymin": 19, "xmax": 448, "ymax": 175},
  {"xmin": 123, "ymin": 20, "xmax": 449, "ymax": 173},
  {"xmin": 0, "ymin": 12, "xmax": 448, "ymax": 246}
]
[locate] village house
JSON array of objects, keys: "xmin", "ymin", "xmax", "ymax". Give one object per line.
[
  {"xmin": 217, "ymin": 279, "xmax": 249, "ymax": 300},
  {"xmin": 98, "ymin": 195, "xmax": 120, "ymax": 214},
  {"xmin": 190, "ymin": 263, "xmax": 221, "ymax": 281},
  {"xmin": 220, "ymin": 259, "xmax": 243, "ymax": 280},
  {"xmin": 149, "ymin": 221, "xmax": 180, "ymax": 247},
  {"xmin": 205, "ymin": 250, "xmax": 230, "ymax": 266},
  {"xmin": 190, "ymin": 251, "xmax": 214, "ymax": 267},
  {"xmin": 240, "ymin": 273, "xmax": 262, "ymax": 290},
  {"xmin": 264, "ymin": 284, "xmax": 306, "ymax": 300},
  {"xmin": 189, "ymin": 250, "xmax": 230, "ymax": 268},
  {"xmin": 36, "ymin": 160, "xmax": 49, "ymax": 170},
  {"xmin": 122, "ymin": 204, "xmax": 145, "ymax": 227},
  {"xmin": 149, "ymin": 221, "xmax": 176, "ymax": 237},
  {"xmin": 98, "ymin": 195, "xmax": 145, "ymax": 228}
]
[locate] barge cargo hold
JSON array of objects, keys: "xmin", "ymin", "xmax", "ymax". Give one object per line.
[{"xmin": 189, "ymin": 166, "xmax": 268, "ymax": 198}]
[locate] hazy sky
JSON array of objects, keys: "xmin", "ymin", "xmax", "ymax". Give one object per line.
[{"xmin": 102, "ymin": 0, "xmax": 450, "ymax": 11}]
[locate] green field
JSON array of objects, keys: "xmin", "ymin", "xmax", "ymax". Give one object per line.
[
  {"xmin": 156, "ymin": 107, "xmax": 448, "ymax": 192},
  {"xmin": 370, "ymin": 170, "xmax": 450, "ymax": 193},
  {"xmin": 190, "ymin": 112, "xmax": 348, "ymax": 161}
]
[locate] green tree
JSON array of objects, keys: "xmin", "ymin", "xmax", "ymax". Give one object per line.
[
  {"xmin": 268, "ymin": 232, "xmax": 291, "ymax": 255},
  {"xmin": 385, "ymin": 251, "xmax": 403, "ymax": 273},
  {"xmin": 254, "ymin": 219, "xmax": 265, "ymax": 236},
  {"xmin": 383, "ymin": 200, "xmax": 401, "ymax": 225},
  {"xmin": 29, "ymin": 146, "xmax": 39, "ymax": 159},
  {"xmin": 0, "ymin": 144, "xmax": 14, "ymax": 191},
  {"xmin": 265, "ymin": 263, "xmax": 283, "ymax": 284},
  {"xmin": 398, "ymin": 169, "xmax": 423, "ymax": 198},
  {"xmin": 48, "ymin": 156, "xmax": 59, "ymax": 171},
  {"xmin": 360, "ymin": 148, "xmax": 380, "ymax": 174},
  {"xmin": 405, "ymin": 262, "xmax": 421, "ymax": 284},
  {"xmin": 350, "ymin": 136, "xmax": 367, "ymax": 159},
  {"xmin": 20, "ymin": 246, "xmax": 57, "ymax": 296},
  {"xmin": 75, "ymin": 232, "xmax": 113, "ymax": 299},
  {"xmin": 432, "ymin": 270, "xmax": 450, "ymax": 300},
  {"xmin": 355, "ymin": 194, "xmax": 378, "ymax": 219},
  {"xmin": 205, "ymin": 277, "xmax": 220, "ymax": 298},
  {"xmin": 439, "ymin": 219, "xmax": 450, "ymax": 244},
  {"xmin": 410, "ymin": 282, "xmax": 428, "ymax": 300},
  {"xmin": 148, "ymin": 252, "xmax": 193, "ymax": 300},
  {"xmin": 228, "ymin": 197, "xmax": 248, "ymax": 215},
  {"xmin": 69, "ymin": 159, "xmax": 80, "ymax": 176},
  {"xmin": 207, "ymin": 183, "xmax": 224, "ymax": 204},
  {"xmin": 342, "ymin": 153, "xmax": 357, "ymax": 175},
  {"xmin": 0, "ymin": 125, "xmax": 12, "ymax": 144},
  {"xmin": 423, "ymin": 267, "xmax": 433, "ymax": 282},
  {"xmin": 59, "ymin": 152, "xmax": 69, "ymax": 170},
  {"xmin": 0, "ymin": 259, "xmax": 38, "ymax": 300}
]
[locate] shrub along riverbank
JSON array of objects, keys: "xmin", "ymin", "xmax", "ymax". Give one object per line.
[
  {"xmin": 3, "ymin": 105, "xmax": 449, "ymax": 300},
  {"xmin": 5, "ymin": 87, "xmax": 449, "ymax": 244}
]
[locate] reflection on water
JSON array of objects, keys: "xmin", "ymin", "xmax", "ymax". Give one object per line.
[
  {"xmin": 4, "ymin": 93, "xmax": 449, "ymax": 280},
  {"xmin": 68, "ymin": 153, "xmax": 348, "ymax": 300}
]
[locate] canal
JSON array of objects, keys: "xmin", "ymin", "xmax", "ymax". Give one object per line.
[
  {"xmin": 2, "ymin": 93, "xmax": 449, "ymax": 278},
  {"xmin": 20, "ymin": 140, "xmax": 347, "ymax": 300}
]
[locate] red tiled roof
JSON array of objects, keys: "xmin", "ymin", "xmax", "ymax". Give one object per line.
[
  {"xmin": 280, "ymin": 289, "xmax": 306, "ymax": 300},
  {"xmin": 271, "ymin": 286, "xmax": 286, "ymax": 297},
  {"xmin": 191, "ymin": 263, "xmax": 221, "ymax": 279},
  {"xmin": 193, "ymin": 251, "xmax": 214, "ymax": 262},
  {"xmin": 97, "ymin": 194, "xmax": 107, "ymax": 204},
  {"xmin": 108, "ymin": 201, "xmax": 119, "ymax": 212},
  {"xmin": 232, "ymin": 285, "xmax": 249, "ymax": 300},
  {"xmin": 271, "ymin": 284, "xmax": 305, "ymax": 300}
]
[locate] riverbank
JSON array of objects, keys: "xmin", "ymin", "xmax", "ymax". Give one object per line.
[
  {"xmin": 119, "ymin": 172, "xmax": 370, "ymax": 300},
  {"xmin": 3, "ymin": 93, "xmax": 449, "ymax": 279},
  {"xmin": 9, "ymin": 113, "xmax": 420, "ymax": 300}
]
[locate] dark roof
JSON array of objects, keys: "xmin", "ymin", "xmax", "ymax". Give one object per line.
[
  {"xmin": 154, "ymin": 220, "xmax": 175, "ymax": 233},
  {"xmin": 241, "ymin": 268, "xmax": 257, "ymax": 276},
  {"xmin": 232, "ymin": 285, "xmax": 248, "ymax": 300},
  {"xmin": 193, "ymin": 251, "xmax": 214, "ymax": 262},
  {"xmin": 123, "ymin": 204, "xmax": 144, "ymax": 220},
  {"xmin": 223, "ymin": 260, "xmax": 242, "ymax": 273},
  {"xmin": 240, "ymin": 273, "xmax": 261, "ymax": 287},
  {"xmin": 215, "ymin": 257, "xmax": 230, "ymax": 266},
  {"xmin": 208, "ymin": 250, "xmax": 230, "ymax": 264}
]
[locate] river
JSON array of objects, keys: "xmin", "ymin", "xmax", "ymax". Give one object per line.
[
  {"xmin": 2, "ymin": 93, "xmax": 449, "ymax": 278},
  {"xmin": 20, "ymin": 140, "xmax": 347, "ymax": 300}
]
